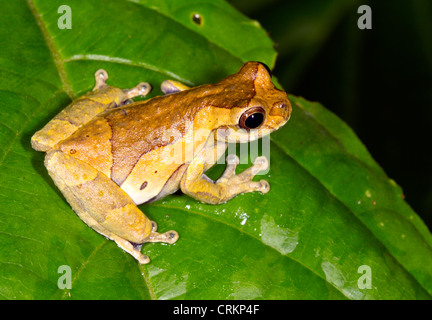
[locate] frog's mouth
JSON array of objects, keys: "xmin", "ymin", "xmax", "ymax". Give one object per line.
[{"xmin": 214, "ymin": 125, "xmax": 271, "ymax": 143}]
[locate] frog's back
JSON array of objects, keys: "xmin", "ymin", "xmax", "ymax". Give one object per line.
[
  {"xmin": 56, "ymin": 68, "xmax": 257, "ymax": 188},
  {"xmin": 55, "ymin": 94, "xmax": 189, "ymax": 185}
]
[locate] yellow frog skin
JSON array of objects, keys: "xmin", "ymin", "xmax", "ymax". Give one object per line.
[{"xmin": 31, "ymin": 62, "xmax": 292, "ymax": 264}]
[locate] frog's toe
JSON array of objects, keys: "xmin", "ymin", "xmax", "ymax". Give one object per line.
[
  {"xmin": 218, "ymin": 154, "xmax": 240, "ymax": 181},
  {"xmin": 256, "ymin": 179, "xmax": 270, "ymax": 194},
  {"xmin": 136, "ymin": 82, "xmax": 152, "ymax": 96},
  {"xmin": 234, "ymin": 156, "xmax": 269, "ymax": 182},
  {"xmin": 151, "ymin": 220, "xmax": 158, "ymax": 232},
  {"xmin": 124, "ymin": 82, "xmax": 152, "ymax": 99},
  {"xmin": 143, "ymin": 229, "xmax": 179, "ymax": 245},
  {"xmin": 137, "ymin": 254, "xmax": 150, "ymax": 264},
  {"xmin": 240, "ymin": 179, "xmax": 269, "ymax": 196},
  {"xmin": 94, "ymin": 69, "xmax": 109, "ymax": 90},
  {"xmin": 161, "ymin": 80, "xmax": 191, "ymax": 95},
  {"xmin": 253, "ymin": 156, "xmax": 269, "ymax": 172},
  {"xmin": 165, "ymin": 230, "xmax": 179, "ymax": 244},
  {"xmin": 226, "ymin": 154, "xmax": 240, "ymax": 165}
]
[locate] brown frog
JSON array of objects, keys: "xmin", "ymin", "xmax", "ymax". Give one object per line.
[{"xmin": 31, "ymin": 61, "xmax": 291, "ymax": 264}]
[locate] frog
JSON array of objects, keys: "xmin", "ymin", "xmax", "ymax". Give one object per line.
[{"xmin": 31, "ymin": 61, "xmax": 292, "ymax": 264}]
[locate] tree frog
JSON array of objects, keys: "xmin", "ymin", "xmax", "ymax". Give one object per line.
[{"xmin": 31, "ymin": 61, "xmax": 291, "ymax": 264}]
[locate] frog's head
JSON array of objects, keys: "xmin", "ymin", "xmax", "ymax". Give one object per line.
[{"xmin": 215, "ymin": 61, "xmax": 292, "ymax": 143}]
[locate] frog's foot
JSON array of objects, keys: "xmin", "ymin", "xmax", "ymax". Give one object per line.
[
  {"xmin": 161, "ymin": 80, "xmax": 191, "ymax": 95},
  {"xmin": 217, "ymin": 154, "xmax": 270, "ymax": 196},
  {"xmin": 123, "ymin": 82, "xmax": 152, "ymax": 100},
  {"xmin": 93, "ymin": 69, "xmax": 151, "ymax": 100},
  {"xmin": 180, "ymin": 154, "xmax": 270, "ymax": 204},
  {"xmin": 142, "ymin": 221, "xmax": 179, "ymax": 245},
  {"xmin": 93, "ymin": 69, "xmax": 109, "ymax": 90}
]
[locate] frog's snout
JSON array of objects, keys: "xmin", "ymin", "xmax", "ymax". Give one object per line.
[{"xmin": 269, "ymin": 99, "xmax": 292, "ymax": 122}]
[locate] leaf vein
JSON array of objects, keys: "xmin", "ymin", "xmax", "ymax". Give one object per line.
[{"xmin": 26, "ymin": 0, "xmax": 74, "ymax": 98}]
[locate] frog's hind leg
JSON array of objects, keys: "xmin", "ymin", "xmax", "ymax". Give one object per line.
[{"xmin": 44, "ymin": 150, "xmax": 178, "ymax": 264}]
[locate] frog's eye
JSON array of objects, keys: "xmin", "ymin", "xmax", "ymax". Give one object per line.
[{"xmin": 239, "ymin": 107, "xmax": 265, "ymax": 130}]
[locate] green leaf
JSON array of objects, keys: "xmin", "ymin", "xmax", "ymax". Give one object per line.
[{"xmin": 1, "ymin": 0, "xmax": 431, "ymax": 300}]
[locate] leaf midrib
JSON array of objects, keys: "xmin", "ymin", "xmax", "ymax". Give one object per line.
[
  {"xmin": 27, "ymin": 0, "xmax": 245, "ymax": 97},
  {"xmin": 26, "ymin": 0, "xmax": 74, "ymax": 98}
]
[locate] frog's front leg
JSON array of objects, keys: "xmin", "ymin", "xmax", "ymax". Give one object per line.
[
  {"xmin": 31, "ymin": 69, "xmax": 151, "ymax": 152},
  {"xmin": 180, "ymin": 150, "xmax": 270, "ymax": 205},
  {"xmin": 44, "ymin": 150, "xmax": 178, "ymax": 264}
]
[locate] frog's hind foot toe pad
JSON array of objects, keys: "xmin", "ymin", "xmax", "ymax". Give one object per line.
[{"xmin": 143, "ymin": 230, "xmax": 179, "ymax": 245}]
